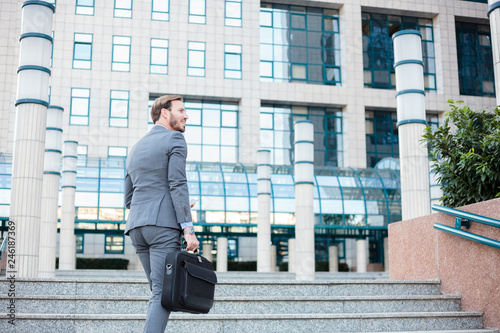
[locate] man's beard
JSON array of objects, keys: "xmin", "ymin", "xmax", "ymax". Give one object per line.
[{"xmin": 170, "ymin": 117, "xmax": 185, "ymax": 132}]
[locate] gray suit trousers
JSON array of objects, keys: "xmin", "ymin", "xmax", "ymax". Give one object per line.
[{"xmin": 129, "ymin": 226, "xmax": 182, "ymax": 333}]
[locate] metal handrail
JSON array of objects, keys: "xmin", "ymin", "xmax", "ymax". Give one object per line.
[
  {"xmin": 432, "ymin": 204, "xmax": 500, "ymax": 249},
  {"xmin": 0, "ymin": 237, "xmax": 7, "ymax": 260},
  {"xmin": 432, "ymin": 204, "xmax": 500, "ymax": 228}
]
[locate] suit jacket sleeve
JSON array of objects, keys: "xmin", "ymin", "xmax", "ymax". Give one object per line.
[
  {"xmin": 168, "ymin": 132, "xmax": 192, "ymax": 224},
  {"xmin": 124, "ymin": 173, "xmax": 133, "ymax": 209}
]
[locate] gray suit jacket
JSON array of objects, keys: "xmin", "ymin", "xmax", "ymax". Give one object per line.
[{"xmin": 124, "ymin": 125, "xmax": 192, "ymax": 235}]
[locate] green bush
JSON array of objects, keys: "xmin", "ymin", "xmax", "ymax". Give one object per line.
[
  {"xmin": 56, "ymin": 258, "xmax": 129, "ymax": 270},
  {"xmin": 278, "ymin": 261, "xmax": 349, "ymax": 272},
  {"xmin": 211, "ymin": 260, "xmax": 257, "ymax": 271},
  {"xmin": 422, "ymin": 100, "xmax": 500, "ymax": 207}
]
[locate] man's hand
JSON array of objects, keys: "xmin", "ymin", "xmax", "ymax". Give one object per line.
[{"xmin": 183, "ymin": 228, "xmax": 199, "ymax": 252}]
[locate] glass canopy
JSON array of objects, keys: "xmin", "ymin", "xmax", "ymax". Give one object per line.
[{"xmin": 0, "ymin": 155, "xmax": 402, "ymax": 229}]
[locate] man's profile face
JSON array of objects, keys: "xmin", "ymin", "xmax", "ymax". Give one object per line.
[{"xmin": 165, "ymin": 100, "xmax": 188, "ymax": 133}]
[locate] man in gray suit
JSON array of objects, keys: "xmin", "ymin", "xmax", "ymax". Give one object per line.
[{"xmin": 125, "ymin": 95, "xmax": 199, "ymax": 333}]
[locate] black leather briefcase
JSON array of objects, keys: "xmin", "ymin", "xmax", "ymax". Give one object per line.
[{"xmin": 161, "ymin": 250, "xmax": 217, "ymax": 314}]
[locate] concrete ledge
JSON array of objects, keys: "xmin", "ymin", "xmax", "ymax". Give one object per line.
[
  {"xmin": 0, "ymin": 312, "xmax": 485, "ymax": 333},
  {"xmin": 389, "ymin": 198, "xmax": 500, "ymax": 329}
]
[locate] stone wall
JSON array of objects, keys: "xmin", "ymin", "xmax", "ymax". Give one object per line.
[{"xmin": 389, "ymin": 198, "xmax": 500, "ymax": 329}]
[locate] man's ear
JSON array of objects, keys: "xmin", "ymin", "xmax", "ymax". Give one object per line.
[{"xmin": 161, "ymin": 108, "xmax": 169, "ymax": 119}]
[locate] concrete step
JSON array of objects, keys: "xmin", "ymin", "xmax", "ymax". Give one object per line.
[
  {"xmin": 53, "ymin": 269, "xmax": 390, "ymax": 281},
  {"xmin": 0, "ymin": 312, "xmax": 486, "ymax": 333},
  {"xmin": 0, "ymin": 278, "xmax": 441, "ymax": 298},
  {"xmin": 0, "ymin": 294, "xmax": 462, "ymax": 315}
]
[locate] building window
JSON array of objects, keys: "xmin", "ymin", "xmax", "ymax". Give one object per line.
[
  {"xmin": 105, "ymin": 235, "xmax": 125, "ymax": 254},
  {"xmin": 225, "ymin": 44, "xmax": 242, "ymax": 79},
  {"xmin": 150, "ymin": 39, "xmax": 168, "ymax": 74},
  {"xmin": 260, "ymin": 4, "xmax": 341, "ymax": 85},
  {"xmin": 108, "ymin": 146, "xmax": 128, "ymax": 157},
  {"xmin": 70, "ymin": 88, "xmax": 90, "ymax": 126},
  {"xmin": 73, "ymin": 33, "xmax": 92, "ymax": 70},
  {"xmin": 77, "ymin": 145, "xmax": 88, "ymax": 156},
  {"xmin": 456, "ymin": 21, "xmax": 495, "ymax": 97},
  {"xmin": 189, "ymin": 0, "xmax": 206, "ymax": 24},
  {"xmin": 225, "ymin": 0, "xmax": 242, "ymax": 27},
  {"xmin": 362, "ymin": 13, "xmax": 436, "ymax": 91},
  {"xmin": 152, "ymin": 0, "xmax": 169, "ymax": 21},
  {"xmin": 188, "ymin": 42, "xmax": 205, "ymax": 77},
  {"xmin": 112, "ymin": 36, "xmax": 131, "ymax": 72},
  {"xmin": 76, "ymin": 0, "xmax": 94, "ymax": 15},
  {"xmin": 109, "ymin": 90, "xmax": 129, "ymax": 127},
  {"xmin": 114, "ymin": 0, "xmax": 132, "ymax": 18},
  {"xmin": 260, "ymin": 105, "xmax": 343, "ymax": 166},
  {"xmin": 182, "ymin": 100, "xmax": 239, "ymax": 163},
  {"xmin": 365, "ymin": 111, "xmax": 398, "ymax": 168},
  {"xmin": 365, "ymin": 111, "xmax": 439, "ymax": 167},
  {"xmin": 147, "ymin": 99, "xmax": 154, "ymax": 131},
  {"xmin": 76, "ymin": 234, "xmax": 84, "ymax": 253}
]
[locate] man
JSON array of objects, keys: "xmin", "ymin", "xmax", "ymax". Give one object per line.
[{"xmin": 124, "ymin": 95, "xmax": 199, "ymax": 332}]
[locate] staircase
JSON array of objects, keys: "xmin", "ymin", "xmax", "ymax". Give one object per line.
[{"xmin": 0, "ymin": 271, "xmax": 498, "ymax": 333}]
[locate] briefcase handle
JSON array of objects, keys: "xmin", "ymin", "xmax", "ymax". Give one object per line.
[{"xmin": 182, "ymin": 241, "xmax": 199, "ymax": 254}]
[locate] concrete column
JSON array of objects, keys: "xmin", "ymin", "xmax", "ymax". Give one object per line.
[
  {"xmin": 59, "ymin": 141, "xmax": 78, "ymax": 270},
  {"xmin": 10, "ymin": 1, "xmax": 55, "ymax": 278},
  {"xmin": 270, "ymin": 244, "xmax": 276, "ymax": 272},
  {"xmin": 38, "ymin": 105, "xmax": 64, "ymax": 278},
  {"xmin": 257, "ymin": 149, "xmax": 272, "ymax": 272},
  {"xmin": 216, "ymin": 237, "xmax": 228, "ymax": 273},
  {"xmin": 392, "ymin": 30, "xmax": 431, "ymax": 220},
  {"xmin": 329, "ymin": 245, "xmax": 339, "ymax": 272},
  {"xmin": 488, "ymin": 0, "xmax": 500, "ymax": 104},
  {"xmin": 202, "ymin": 242, "xmax": 213, "ymax": 262},
  {"xmin": 294, "ymin": 120, "xmax": 315, "ymax": 281},
  {"xmin": 288, "ymin": 238, "xmax": 296, "ymax": 272},
  {"xmin": 356, "ymin": 239, "xmax": 367, "ymax": 273},
  {"xmin": 384, "ymin": 237, "xmax": 389, "ymax": 272}
]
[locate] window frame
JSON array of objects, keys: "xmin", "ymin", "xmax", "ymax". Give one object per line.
[
  {"xmin": 73, "ymin": 33, "xmax": 93, "ymax": 70},
  {"xmin": 224, "ymin": 44, "xmax": 242, "ymax": 79},
  {"xmin": 76, "ymin": 0, "xmax": 94, "ymax": 15},
  {"xmin": 114, "ymin": 0, "xmax": 132, "ymax": 18},
  {"xmin": 112, "ymin": 36, "xmax": 131, "ymax": 72},
  {"xmin": 109, "ymin": 90, "xmax": 129, "ymax": 127},
  {"xmin": 70, "ymin": 88, "xmax": 90, "ymax": 126},
  {"xmin": 187, "ymin": 41, "xmax": 206, "ymax": 77},
  {"xmin": 152, "ymin": 0, "xmax": 169, "ymax": 21},
  {"xmin": 150, "ymin": 38, "xmax": 169, "ymax": 75}
]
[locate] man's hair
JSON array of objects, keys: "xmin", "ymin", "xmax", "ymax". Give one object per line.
[{"xmin": 150, "ymin": 95, "xmax": 183, "ymax": 124}]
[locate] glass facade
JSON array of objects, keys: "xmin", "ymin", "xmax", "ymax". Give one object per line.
[
  {"xmin": 112, "ymin": 36, "xmax": 131, "ymax": 72},
  {"xmin": 152, "ymin": 0, "xmax": 169, "ymax": 21},
  {"xmin": 365, "ymin": 111, "xmax": 439, "ymax": 168},
  {"xmin": 362, "ymin": 13, "xmax": 436, "ymax": 91},
  {"xmin": 456, "ymin": 21, "xmax": 495, "ymax": 97},
  {"xmin": 260, "ymin": 104, "xmax": 343, "ymax": 167},
  {"xmin": 105, "ymin": 235, "xmax": 125, "ymax": 254},
  {"xmin": 70, "ymin": 88, "xmax": 90, "ymax": 126},
  {"xmin": 184, "ymin": 100, "xmax": 239, "ymax": 163},
  {"xmin": 260, "ymin": 4, "xmax": 341, "ymax": 85},
  {"xmin": 73, "ymin": 33, "xmax": 92, "ymax": 69},
  {"xmin": 0, "ymin": 156, "xmax": 402, "ymax": 231}
]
